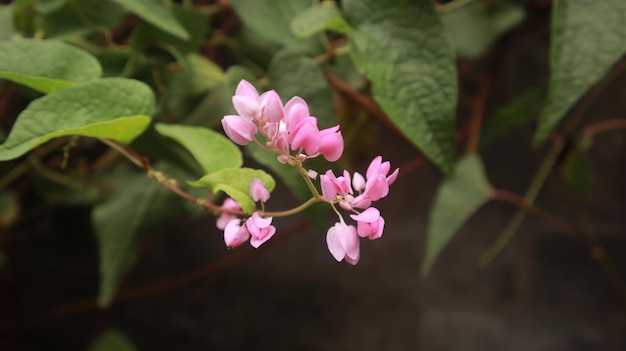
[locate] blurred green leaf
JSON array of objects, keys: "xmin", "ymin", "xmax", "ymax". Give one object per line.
[
  {"xmin": 0, "ymin": 78, "xmax": 154, "ymax": 161},
  {"xmin": 12, "ymin": 0, "xmax": 36, "ymax": 36},
  {"xmin": 534, "ymin": 0, "xmax": 626, "ymax": 144},
  {"xmin": 440, "ymin": 0, "xmax": 525, "ymax": 58},
  {"xmin": 92, "ymin": 170, "xmax": 184, "ymax": 307},
  {"xmin": 167, "ymin": 54, "xmax": 225, "ymax": 97},
  {"xmin": 268, "ymin": 49, "xmax": 336, "ymax": 128},
  {"xmin": 231, "ymin": 0, "xmax": 323, "ymax": 54},
  {"xmin": 36, "ymin": 0, "xmax": 126, "ymax": 38},
  {"xmin": 131, "ymin": 4, "xmax": 209, "ymax": 54},
  {"xmin": 0, "ymin": 39, "xmax": 102, "ymax": 93},
  {"xmin": 345, "ymin": 0, "xmax": 458, "ymax": 174},
  {"xmin": 34, "ymin": 0, "xmax": 67, "ymax": 14},
  {"xmin": 0, "ymin": 5, "xmax": 15, "ymax": 41},
  {"xmin": 561, "ymin": 140, "xmax": 592, "ymax": 194},
  {"xmin": 422, "ymin": 154, "xmax": 493, "ymax": 275},
  {"xmin": 480, "ymin": 86, "xmax": 545, "ymax": 146},
  {"xmin": 90, "ymin": 329, "xmax": 137, "ymax": 351},
  {"xmin": 0, "ymin": 191, "xmax": 20, "ymax": 228},
  {"xmin": 189, "ymin": 168, "xmax": 275, "ymax": 213},
  {"xmin": 291, "ymin": 4, "xmax": 348, "ymax": 38},
  {"xmin": 155, "ymin": 123, "xmax": 242, "ymax": 174},
  {"xmin": 113, "ymin": 0, "xmax": 189, "ymax": 40}
]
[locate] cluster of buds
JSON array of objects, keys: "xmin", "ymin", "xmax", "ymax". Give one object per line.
[{"xmin": 217, "ymin": 80, "xmax": 398, "ymax": 265}]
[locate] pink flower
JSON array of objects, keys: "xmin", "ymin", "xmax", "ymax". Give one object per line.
[
  {"xmin": 350, "ymin": 207, "xmax": 385, "ymax": 240},
  {"xmin": 289, "ymin": 117, "xmax": 320, "ymax": 155},
  {"xmin": 284, "ymin": 97, "xmax": 310, "ymax": 131},
  {"xmin": 245, "ymin": 212, "xmax": 276, "ymax": 248},
  {"xmin": 366, "ymin": 156, "xmax": 399, "ymax": 186},
  {"xmin": 250, "ymin": 178, "xmax": 270, "ymax": 203},
  {"xmin": 224, "ymin": 219, "xmax": 250, "ymax": 249},
  {"xmin": 216, "ymin": 198, "xmax": 241, "ymax": 230},
  {"xmin": 320, "ymin": 169, "xmax": 352, "ymax": 202},
  {"xmin": 318, "ymin": 126, "xmax": 343, "ymax": 162},
  {"xmin": 259, "ymin": 90, "xmax": 284, "ymax": 124},
  {"xmin": 232, "ymin": 80, "xmax": 261, "ymax": 120},
  {"xmin": 326, "ymin": 222, "xmax": 360, "ymax": 265},
  {"xmin": 222, "ymin": 115, "xmax": 258, "ymax": 145}
]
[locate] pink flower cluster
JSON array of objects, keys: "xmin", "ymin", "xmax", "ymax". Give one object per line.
[
  {"xmin": 222, "ymin": 80, "xmax": 343, "ymax": 162},
  {"xmin": 218, "ymin": 80, "xmax": 399, "ymax": 265},
  {"xmin": 217, "ymin": 178, "xmax": 276, "ymax": 249},
  {"xmin": 322, "ymin": 156, "xmax": 398, "ymax": 265}
]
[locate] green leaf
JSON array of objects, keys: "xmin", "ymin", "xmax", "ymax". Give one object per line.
[
  {"xmin": 440, "ymin": 0, "xmax": 525, "ymax": 58},
  {"xmin": 0, "ymin": 39, "xmax": 102, "ymax": 93},
  {"xmin": 167, "ymin": 53, "xmax": 226, "ymax": 97},
  {"xmin": 534, "ymin": 0, "xmax": 626, "ymax": 144},
  {"xmin": 34, "ymin": 0, "xmax": 67, "ymax": 14},
  {"xmin": 422, "ymin": 154, "xmax": 493, "ymax": 275},
  {"xmin": 189, "ymin": 168, "xmax": 275, "ymax": 213},
  {"xmin": 290, "ymin": 4, "xmax": 348, "ymax": 38},
  {"xmin": 231, "ymin": 0, "xmax": 323, "ymax": 53},
  {"xmin": 268, "ymin": 49, "xmax": 336, "ymax": 128},
  {"xmin": 112, "ymin": 0, "xmax": 189, "ymax": 40},
  {"xmin": 0, "ymin": 4, "xmax": 15, "ymax": 41},
  {"xmin": 0, "ymin": 191, "xmax": 20, "ymax": 228},
  {"xmin": 561, "ymin": 140, "xmax": 592, "ymax": 194},
  {"xmin": 90, "ymin": 329, "xmax": 137, "ymax": 351},
  {"xmin": 480, "ymin": 86, "xmax": 545, "ymax": 147},
  {"xmin": 36, "ymin": 0, "xmax": 127, "ymax": 38},
  {"xmin": 130, "ymin": 4, "xmax": 209, "ymax": 54},
  {"xmin": 154, "ymin": 123, "xmax": 242, "ymax": 174},
  {"xmin": 344, "ymin": 0, "xmax": 458, "ymax": 174},
  {"xmin": 0, "ymin": 78, "xmax": 154, "ymax": 161},
  {"xmin": 92, "ymin": 171, "xmax": 185, "ymax": 307}
]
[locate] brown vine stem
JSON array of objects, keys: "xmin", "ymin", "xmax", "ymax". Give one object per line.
[
  {"xmin": 581, "ymin": 118, "xmax": 626, "ymax": 139},
  {"xmin": 480, "ymin": 136, "xmax": 566, "ymax": 266},
  {"xmin": 0, "ymin": 219, "xmax": 311, "ymax": 331},
  {"xmin": 490, "ymin": 189, "xmax": 577, "ymax": 238},
  {"xmin": 322, "ymin": 70, "xmax": 411, "ymax": 145}
]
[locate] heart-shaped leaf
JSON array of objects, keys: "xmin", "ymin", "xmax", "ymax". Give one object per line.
[
  {"xmin": 0, "ymin": 39, "xmax": 102, "ymax": 93},
  {"xmin": 0, "ymin": 78, "xmax": 154, "ymax": 161},
  {"xmin": 189, "ymin": 168, "xmax": 275, "ymax": 213}
]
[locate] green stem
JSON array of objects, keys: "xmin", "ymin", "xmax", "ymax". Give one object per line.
[
  {"xmin": 480, "ymin": 138, "xmax": 565, "ymax": 266},
  {"xmin": 263, "ymin": 196, "xmax": 322, "ymax": 217}
]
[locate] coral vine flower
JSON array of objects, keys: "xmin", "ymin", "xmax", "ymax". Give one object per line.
[
  {"xmin": 250, "ymin": 178, "xmax": 270, "ymax": 203},
  {"xmin": 350, "ymin": 207, "xmax": 385, "ymax": 240},
  {"xmin": 246, "ymin": 212, "xmax": 276, "ymax": 248},
  {"xmin": 326, "ymin": 222, "xmax": 360, "ymax": 265},
  {"xmin": 222, "ymin": 80, "xmax": 343, "ymax": 162},
  {"xmin": 216, "ymin": 198, "xmax": 241, "ymax": 230},
  {"xmin": 224, "ymin": 219, "xmax": 250, "ymax": 249}
]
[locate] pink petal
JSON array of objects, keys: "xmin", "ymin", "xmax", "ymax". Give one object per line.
[
  {"xmin": 387, "ymin": 168, "xmax": 399, "ymax": 186},
  {"xmin": 320, "ymin": 170, "xmax": 339, "ymax": 201},
  {"xmin": 363, "ymin": 174, "xmax": 389, "ymax": 202},
  {"xmin": 260, "ymin": 90, "xmax": 284, "ymax": 124},
  {"xmin": 352, "ymin": 172, "xmax": 366, "ymax": 192},
  {"xmin": 250, "ymin": 225, "xmax": 276, "ymax": 248},
  {"xmin": 250, "ymin": 178, "xmax": 270, "ymax": 203},
  {"xmin": 350, "ymin": 207, "xmax": 381, "ymax": 222},
  {"xmin": 284, "ymin": 97, "xmax": 310, "ymax": 131},
  {"xmin": 224, "ymin": 219, "xmax": 250, "ymax": 249},
  {"xmin": 222, "ymin": 115, "xmax": 258, "ymax": 145},
  {"xmin": 366, "ymin": 156, "xmax": 382, "ymax": 179},
  {"xmin": 326, "ymin": 223, "xmax": 346, "ymax": 261},
  {"xmin": 318, "ymin": 126, "xmax": 343, "ymax": 162},
  {"xmin": 289, "ymin": 117, "xmax": 320, "ymax": 155}
]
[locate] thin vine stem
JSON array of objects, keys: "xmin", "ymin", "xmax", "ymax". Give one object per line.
[
  {"xmin": 98, "ymin": 138, "xmax": 325, "ymax": 218},
  {"xmin": 480, "ymin": 137, "xmax": 565, "ymax": 266}
]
